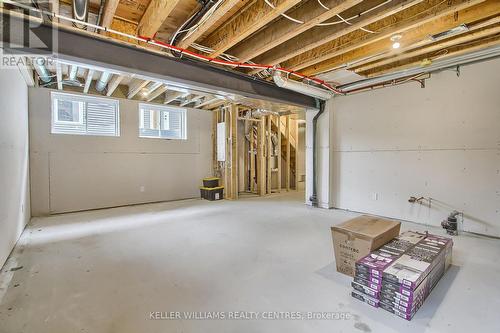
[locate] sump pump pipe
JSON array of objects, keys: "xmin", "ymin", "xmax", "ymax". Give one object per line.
[{"xmin": 310, "ymin": 99, "xmax": 326, "ymax": 207}]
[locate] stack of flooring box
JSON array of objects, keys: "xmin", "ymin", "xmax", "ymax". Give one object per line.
[{"xmin": 351, "ymin": 231, "xmax": 453, "ymax": 320}]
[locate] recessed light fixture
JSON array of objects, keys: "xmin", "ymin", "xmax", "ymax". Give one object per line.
[{"xmin": 390, "ymin": 34, "xmax": 402, "ymax": 49}]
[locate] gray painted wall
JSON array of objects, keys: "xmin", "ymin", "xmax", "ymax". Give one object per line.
[
  {"xmin": 29, "ymin": 88, "xmax": 212, "ymax": 216},
  {"xmin": 330, "ymin": 58, "xmax": 500, "ymax": 237},
  {"xmin": 0, "ymin": 69, "xmax": 30, "ymax": 268}
]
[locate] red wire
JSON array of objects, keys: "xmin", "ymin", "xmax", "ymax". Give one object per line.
[{"xmin": 138, "ymin": 35, "xmax": 343, "ymax": 95}]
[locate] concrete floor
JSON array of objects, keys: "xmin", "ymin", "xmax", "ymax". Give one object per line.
[{"xmin": 0, "ymin": 192, "xmax": 499, "ymax": 333}]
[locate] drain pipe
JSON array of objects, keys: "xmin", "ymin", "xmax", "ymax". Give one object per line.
[
  {"xmin": 72, "ymin": 0, "xmax": 89, "ymax": 29},
  {"xmin": 95, "ymin": 71, "xmax": 112, "ymax": 92},
  {"xmin": 310, "ymin": 98, "xmax": 326, "ymax": 207},
  {"xmin": 32, "ymin": 58, "xmax": 51, "ymax": 83}
]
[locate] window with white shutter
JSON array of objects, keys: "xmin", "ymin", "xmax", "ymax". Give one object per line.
[
  {"xmin": 138, "ymin": 103, "xmax": 186, "ymax": 140},
  {"xmin": 51, "ymin": 92, "xmax": 120, "ymax": 137}
]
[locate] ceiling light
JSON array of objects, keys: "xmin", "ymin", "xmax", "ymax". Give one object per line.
[{"xmin": 390, "ymin": 34, "xmax": 402, "ymax": 49}]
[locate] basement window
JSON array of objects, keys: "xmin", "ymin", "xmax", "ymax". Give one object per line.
[
  {"xmin": 139, "ymin": 103, "xmax": 187, "ymax": 140},
  {"xmin": 51, "ymin": 92, "xmax": 120, "ymax": 136}
]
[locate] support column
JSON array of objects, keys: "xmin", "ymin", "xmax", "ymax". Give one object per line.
[
  {"xmin": 257, "ymin": 118, "xmax": 266, "ymax": 196},
  {"xmin": 229, "ymin": 104, "xmax": 238, "ymax": 200},
  {"xmin": 285, "ymin": 115, "xmax": 291, "ymax": 191},
  {"xmin": 277, "ymin": 115, "xmax": 282, "ymax": 193},
  {"xmin": 267, "ymin": 116, "xmax": 272, "ymax": 194}
]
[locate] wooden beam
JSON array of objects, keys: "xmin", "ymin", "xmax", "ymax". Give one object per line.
[
  {"xmin": 137, "ymin": 0, "xmax": 182, "ymax": 38},
  {"xmin": 276, "ymin": 115, "xmax": 282, "ymax": 193},
  {"xmin": 267, "ymin": 116, "xmax": 272, "ymax": 194},
  {"xmin": 195, "ymin": 95, "xmax": 218, "ymax": 109},
  {"xmin": 106, "ymin": 74, "xmax": 123, "ymax": 96},
  {"xmin": 285, "ymin": 115, "xmax": 290, "ymax": 191},
  {"xmin": 231, "ymin": 0, "xmax": 362, "ymax": 63},
  {"xmin": 201, "ymin": 0, "xmax": 301, "ymax": 58},
  {"xmin": 353, "ymin": 22, "xmax": 500, "ymax": 74},
  {"xmin": 251, "ymin": 0, "xmax": 422, "ymax": 74},
  {"xmin": 83, "ymin": 69, "xmax": 94, "ymax": 93},
  {"xmin": 56, "ymin": 62, "xmax": 62, "ymax": 90},
  {"xmin": 164, "ymin": 91, "xmax": 183, "ymax": 104},
  {"xmin": 229, "ymin": 104, "xmax": 238, "ymax": 200},
  {"xmin": 288, "ymin": 0, "xmax": 490, "ymax": 75},
  {"xmin": 362, "ymin": 34, "xmax": 500, "ymax": 77},
  {"xmin": 146, "ymin": 85, "xmax": 168, "ymax": 102},
  {"xmin": 101, "ymin": 0, "xmax": 120, "ymax": 29},
  {"xmin": 257, "ymin": 115, "xmax": 266, "ymax": 196},
  {"xmin": 127, "ymin": 79, "xmax": 150, "ymax": 99},
  {"xmin": 17, "ymin": 58, "xmax": 35, "ymax": 87},
  {"xmin": 294, "ymin": 119, "xmax": 298, "ymax": 190},
  {"xmin": 176, "ymin": 0, "xmax": 244, "ymax": 49}
]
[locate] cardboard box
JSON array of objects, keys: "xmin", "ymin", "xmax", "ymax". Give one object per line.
[{"xmin": 331, "ymin": 215, "xmax": 401, "ymax": 276}]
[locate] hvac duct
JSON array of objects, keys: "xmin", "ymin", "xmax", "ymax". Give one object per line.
[
  {"xmin": 32, "ymin": 58, "xmax": 51, "ymax": 83},
  {"xmin": 273, "ymin": 73, "xmax": 333, "ymax": 100},
  {"xmin": 72, "ymin": 0, "xmax": 89, "ymax": 29},
  {"xmin": 95, "ymin": 71, "xmax": 112, "ymax": 92},
  {"xmin": 338, "ymin": 44, "xmax": 500, "ymax": 92}
]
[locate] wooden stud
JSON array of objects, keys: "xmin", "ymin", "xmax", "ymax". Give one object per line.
[
  {"xmin": 285, "ymin": 116, "xmax": 291, "ymax": 191},
  {"xmin": 244, "ymin": 119, "xmax": 249, "ymax": 192},
  {"xmin": 294, "ymin": 119, "xmax": 299, "ymax": 190},
  {"xmin": 257, "ymin": 116, "xmax": 266, "ymax": 196},
  {"xmin": 250, "ymin": 122, "xmax": 255, "ymax": 193},
  {"xmin": 138, "ymin": 0, "xmax": 182, "ymax": 38},
  {"xmin": 288, "ymin": 0, "xmax": 490, "ymax": 74},
  {"xmin": 106, "ymin": 74, "xmax": 123, "ymax": 96},
  {"xmin": 267, "ymin": 115, "xmax": 272, "ymax": 194},
  {"xmin": 83, "ymin": 69, "xmax": 94, "ymax": 94},
  {"xmin": 277, "ymin": 115, "xmax": 282, "ymax": 193},
  {"xmin": 224, "ymin": 107, "xmax": 230, "ymax": 199},
  {"xmin": 201, "ymin": 0, "xmax": 301, "ymax": 58},
  {"xmin": 212, "ymin": 111, "xmax": 217, "ymax": 177},
  {"xmin": 230, "ymin": 104, "xmax": 238, "ymax": 200}
]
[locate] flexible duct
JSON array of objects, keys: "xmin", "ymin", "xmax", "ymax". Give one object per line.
[
  {"xmin": 33, "ymin": 58, "xmax": 51, "ymax": 83},
  {"xmin": 72, "ymin": 0, "xmax": 89, "ymax": 29},
  {"xmin": 95, "ymin": 71, "xmax": 112, "ymax": 92}
]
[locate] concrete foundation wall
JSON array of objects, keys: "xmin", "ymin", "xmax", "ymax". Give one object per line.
[
  {"xmin": 330, "ymin": 58, "xmax": 500, "ymax": 237},
  {"xmin": 0, "ymin": 69, "xmax": 30, "ymax": 268},
  {"xmin": 29, "ymin": 88, "xmax": 212, "ymax": 216}
]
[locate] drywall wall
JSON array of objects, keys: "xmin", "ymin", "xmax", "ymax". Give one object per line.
[
  {"xmin": 330, "ymin": 58, "xmax": 500, "ymax": 237},
  {"xmin": 29, "ymin": 88, "xmax": 212, "ymax": 215},
  {"xmin": 0, "ymin": 68, "xmax": 30, "ymax": 268}
]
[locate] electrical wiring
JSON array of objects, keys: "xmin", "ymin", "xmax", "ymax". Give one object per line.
[
  {"xmin": 263, "ymin": 0, "xmax": 391, "ymax": 33},
  {"xmin": 3, "ymin": 0, "xmax": 342, "ymax": 95}
]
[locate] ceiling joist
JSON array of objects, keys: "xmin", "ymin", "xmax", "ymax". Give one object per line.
[
  {"xmin": 250, "ymin": 0, "xmax": 423, "ymax": 74},
  {"xmin": 138, "ymin": 0, "xmax": 182, "ymax": 38},
  {"xmin": 201, "ymin": 0, "xmax": 302, "ymax": 58},
  {"xmin": 230, "ymin": 0, "xmax": 363, "ymax": 63},
  {"xmin": 297, "ymin": 0, "xmax": 498, "ymax": 76}
]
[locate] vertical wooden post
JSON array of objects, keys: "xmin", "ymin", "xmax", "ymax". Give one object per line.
[
  {"xmin": 212, "ymin": 111, "xmax": 217, "ymax": 176},
  {"xmin": 224, "ymin": 107, "xmax": 230, "ymax": 199},
  {"xmin": 257, "ymin": 118, "xmax": 266, "ymax": 196},
  {"xmin": 294, "ymin": 119, "xmax": 299, "ymax": 190},
  {"xmin": 250, "ymin": 123, "xmax": 255, "ymax": 193},
  {"xmin": 229, "ymin": 104, "xmax": 238, "ymax": 200},
  {"xmin": 277, "ymin": 115, "xmax": 282, "ymax": 193},
  {"xmin": 285, "ymin": 115, "xmax": 291, "ymax": 191},
  {"xmin": 267, "ymin": 116, "xmax": 272, "ymax": 194},
  {"xmin": 244, "ymin": 120, "xmax": 249, "ymax": 192}
]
